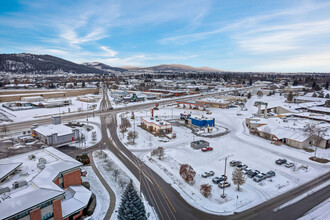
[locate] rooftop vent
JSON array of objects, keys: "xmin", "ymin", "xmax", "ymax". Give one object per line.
[
  {"xmin": 0, "ymin": 187, "xmax": 10, "ymax": 194},
  {"xmin": 37, "ymin": 162, "xmax": 45, "ymax": 170},
  {"xmin": 39, "ymin": 157, "xmax": 47, "ymax": 164},
  {"xmin": 12, "ymin": 180, "xmax": 27, "ymax": 189}
]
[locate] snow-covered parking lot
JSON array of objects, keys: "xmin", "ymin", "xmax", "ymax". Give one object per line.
[{"xmin": 116, "ymin": 94, "xmax": 330, "ymax": 215}]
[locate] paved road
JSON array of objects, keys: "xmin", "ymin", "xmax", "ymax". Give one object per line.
[
  {"xmin": 105, "ymin": 112, "xmax": 330, "ymax": 220},
  {"xmin": 89, "ymin": 152, "xmax": 116, "ymax": 220},
  {"xmin": 1, "ymin": 86, "xmax": 259, "ymax": 133}
]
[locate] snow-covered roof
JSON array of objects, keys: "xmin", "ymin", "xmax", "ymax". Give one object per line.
[
  {"xmin": 294, "ymin": 96, "xmax": 326, "ymax": 103},
  {"xmin": 257, "ymin": 126, "xmax": 309, "ymax": 142},
  {"xmin": 0, "ymin": 147, "xmax": 82, "ymax": 220},
  {"xmin": 308, "ymin": 107, "xmax": 330, "ymax": 114},
  {"xmin": 34, "ymin": 124, "xmax": 75, "ymax": 136},
  {"xmin": 0, "ymin": 162, "xmax": 22, "ymax": 182},
  {"xmin": 0, "ymin": 188, "xmax": 64, "ymax": 219},
  {"xmin": 62, "ymin": 186, "xmax": 92, "ymax": 218}
]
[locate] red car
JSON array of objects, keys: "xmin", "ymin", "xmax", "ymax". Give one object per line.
[{"xmin": 201, "ymin": 147, "xmax": 213, "ymax": 152}]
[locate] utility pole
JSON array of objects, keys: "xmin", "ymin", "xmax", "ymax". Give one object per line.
[
  {"xmin": 139, "ymin": 163, "xmax": 143, "ymax": 198},
  {"xmin": 219, "ymin": 154, "xmax": 233, "ymax": 198},
  {"xmin": 133, "ymin": 114, "xmax": 136, "ymax": 144}
]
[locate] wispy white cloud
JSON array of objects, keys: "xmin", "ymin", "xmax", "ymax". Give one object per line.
[
  {"xmin": 159, "ymin": 1, "xmax": 330, "ymax": 45},
  {"xmin": 100, "ymin": 46, "xmax": 117, "ymax": 57}
]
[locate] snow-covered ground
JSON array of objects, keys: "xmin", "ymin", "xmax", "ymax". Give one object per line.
[
  {"xmin": 0, "ymin": 116, "xmax": 102, "ymax": 150},
  {"xmin": 70, "ymin": 116, "xmax": 102, "ymax": 149},
  {"xmin": 82, "ymin": 166, "xmax": 110, "ymax": 220},
  {"xmin": 0, "ymin": 94, "xmax": 102, "ymax": 123},
  {"xmin": 116, "ymin": 94, "xmax": 330, "ymax": 215},
  {"xmin": 298, "ymin": 198, "xmax": 330, "ymax": 220},
  {"xmin": 273, "ymin": 179, "xmax": 330, "ymax": 211},
  {"xmin": 93, "ymin": 150, "xmax": 158, "ymax": 220}
]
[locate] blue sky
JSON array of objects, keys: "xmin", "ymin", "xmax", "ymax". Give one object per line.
[{"xmin": 1, "ymin": 0, "xmax": 330, "ymax": 72}]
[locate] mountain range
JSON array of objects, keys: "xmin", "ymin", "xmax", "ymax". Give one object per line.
[{"xmin": 0, "ymin": 53, "xmax": 222, "ymax": 74}]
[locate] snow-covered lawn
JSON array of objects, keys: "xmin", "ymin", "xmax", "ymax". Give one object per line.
[
  {"xmin": 93, "ymin": 150, "xmax": 158, "ymax": 220},
  {"xmin": 82, "ymin": 166, "xmax": 109, "ymax": 220},
  {"xmin": 116, "ymin": 94, "xmax": 330, "ymax": 215}
]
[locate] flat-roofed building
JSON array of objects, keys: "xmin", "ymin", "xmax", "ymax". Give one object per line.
[{"xmin": 0, "ymin": 147, "xmax": 91, "ymax": 220}]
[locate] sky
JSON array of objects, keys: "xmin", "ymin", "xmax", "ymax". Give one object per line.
[{"xmin": 0, "ymin": 0, "xmax": 330, "ymax": 72}]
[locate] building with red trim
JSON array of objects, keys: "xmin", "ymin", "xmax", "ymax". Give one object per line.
[{"xmin": 141, "ymin": 117, "xmax": 172, "ymax": 135}]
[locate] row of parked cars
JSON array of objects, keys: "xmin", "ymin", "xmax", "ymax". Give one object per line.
[
  {"xmin": 275, "ymin": 159, "xmax": 294, "ymax": 168},
  {"xmin": 230, "ymin": 160, "xmax": 276, "ymax": 183},
  {"xmin": 201, "ymin": 171, "xmax": 231, "ymax": 188}
]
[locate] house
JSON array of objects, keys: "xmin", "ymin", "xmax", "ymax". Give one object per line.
[
  {"xmin": 0, "ymin": 147, "xmax": 91, "ymax": 220},
  {"xmin": 32, "ymin": 116, "xmax": 80, "ymax": 146},
  {"xmin": 140, "ymin": 117, "xmax": 172, "ymax": 135}
]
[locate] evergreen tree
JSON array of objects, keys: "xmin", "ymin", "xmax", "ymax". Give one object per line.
[
  {"xmin": 325, "ymin": 81, "xmax": 329, "ymax": 90},
  {"xmin": 118, "ymin": 180, "xmax": 147, "ymax": 220}
]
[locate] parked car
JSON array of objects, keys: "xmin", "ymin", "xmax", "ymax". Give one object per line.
[
  {"xmin": 236, "ymin": 164, "xmax": 248, "ymax": 171},
  {"xmin": 201, "ymin": 147, "xmax": 213, "ymax": 152},
  {"xmin": 253, "ymin": 173, "xmax": 267, "ymax": 182},
  {"xmin": 230, "ymin": 160, "xmax": 242, "ymax": 167},
  {"xmin": 202, "ymin": 171, "xmax": 215, "ymax": 178},
  {"xmin": 275, "ymin": 159, "xmax": 287, "ymax": 165},
  {"xmin": 242, "ymin": 168, "xmax": 252, "ymax": 174},
  {"xmin": 212, "ymin": 175, "xmax": 227, "ymax": 184},
  {"xmin": 285, "ymin": 162, "xmax": 294, "ymax": 168},
  {"xmin": 248, "ymin": 170, "xmax": 260, "ymax": 178},
  {"xmin": 219, "ymin": 182, "xmax": 231, "ymax": 188},
  {"xmin": 266, "ymin": 170, "xmax": 276, "ymax": 178}
]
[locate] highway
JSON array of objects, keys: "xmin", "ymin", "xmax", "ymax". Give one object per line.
[{"xmin": 1, "ymin": 87, "xmax": 258, "ymax": 132}]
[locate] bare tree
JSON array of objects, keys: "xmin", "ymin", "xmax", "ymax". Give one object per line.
[
  {"xmin": 232, "ymin": 169, "xmax": 246, "ymax": 191},
  {"xmin": 118, "ymin": 177, "xmax": 127, "ymax": 190},
  {"xmin": 1, "ymin": 125, "xmax": 8, "ymax": 135},
  {"xmin": 151, "ymin": 147, "xmax": 165, "ymax": 160},
  {"xmin": 179, "ymin": 164, "xmax": 196, "ymax": 185},
  {"xmin": 262, "ymin": 126, "xmax": 272, "ymax": 140},
  {"xmin": 257, "ymin": 91, "xmax": 263, "ymax": 98},
  {"xmin": 113, "ymin": 169, "xmax": 120, "ymax": 182},
  {"xmin": 200, "ymin": 184, "xmax": 212, "ymax": 198},
  {"xmin": 106, "ymin": 161, "xmax": 114, "ymax": 171},
  {"xmin": 305, "ymin": 124, "xmax": 324, "ymax": 157},
  {"xmin": 127, "ymin": 131, "xmax": 138, "ymax": 144}
]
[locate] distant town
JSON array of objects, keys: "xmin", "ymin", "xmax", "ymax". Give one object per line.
[{"xmin": 0, "ymin": 53, "xmax": 329, "ymax": 220}]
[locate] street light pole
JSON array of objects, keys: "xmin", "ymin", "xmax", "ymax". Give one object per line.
[{"xmin": 219, "ymin": 154, "xmax": 233, "ymax": 199}]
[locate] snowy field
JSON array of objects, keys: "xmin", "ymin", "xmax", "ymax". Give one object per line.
[
  {"xmin": 0, "ymin": 94, "xmax": 102, "ymax": 123},
  {"xmin": 116, "ymin": 94, "xmax": 330, "ymax": 215},
  {"xmin": 93, "ymin": 150, "xmax": 158, "ymax": 220}
]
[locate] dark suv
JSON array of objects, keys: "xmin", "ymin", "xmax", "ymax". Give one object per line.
[{"xmin": 275, "ymin": 159, "xmax": 287, "ymax": 165}]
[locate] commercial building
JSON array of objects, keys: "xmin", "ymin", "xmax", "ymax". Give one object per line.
[
  {"xmin": 0, "ymin": 147, "xmax": 91, "ymax": 220},
  {"xmin": 140, "ymin": 117, "xmax": 172, "ymax": 135},
  {"xmin": 180, "ymin": 113, "xmax": 215, "ymax": 128},
  {"xmin": 32, "ymin": 116, "xmax": 80, "ymax": 146}
]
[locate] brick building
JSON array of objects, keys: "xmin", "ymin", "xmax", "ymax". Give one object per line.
[{"xmin": 0, "ymin": 147, "xmax": 91, "ymax": 220}]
